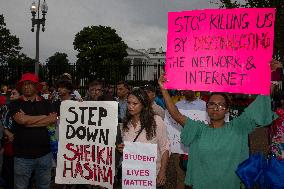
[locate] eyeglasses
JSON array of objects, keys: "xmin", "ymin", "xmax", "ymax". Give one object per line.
[{"xmin": 207, "ymin": 102, "xmax": 227, "ymax": 110}]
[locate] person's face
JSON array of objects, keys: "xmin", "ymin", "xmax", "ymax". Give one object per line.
[
  {"xmin": 207, "ymin": 94, "xmax": 229, "ymax": 121},
  {"xmin": 117, "ymin": 84, "xmax": 129, "ymax": 99},
  {"xmin": 58, "ymin": 87, "xmax": 70, "ymax": 97},
  {"xmin": 2, "ymin": 86, "xmax": 8, "ymax": 93},
  {"xmin": 21, "ymin": 81, "xmax": 37, "ymax": 97},
  {"xmin": 127, "ymin": 94, "xmax": 143, "ymax": 117},
  {"xmin": 89, "ymin": 85, "xmax": 103, "ymax": 100},
  {"xmin": 183, "ymin": 90, "xmax": 195, "ymax": 100},
  {"xmin": 108, "ymin": 87, "xmax": 114, "ymax": 95},
  {"xmin": 145, "ymin": 90, "xmax": 155, "ymax": 103},
  {"xmin": 10, "ymin": 89, "xmax": 20, "ymax": 101}
]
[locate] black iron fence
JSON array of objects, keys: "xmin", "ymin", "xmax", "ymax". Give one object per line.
[{"xmin": 0, "ymin": 63, "xmax": 164, "ymax": 95}]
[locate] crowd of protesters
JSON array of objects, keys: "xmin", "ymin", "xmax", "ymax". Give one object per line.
[
  {"xmin": 0, "ymin": 59, "xmax": 283, "ymax": 189},
  {"xmin": 0, "ymin": 72, "xmax": 169, "ymax": 189}
]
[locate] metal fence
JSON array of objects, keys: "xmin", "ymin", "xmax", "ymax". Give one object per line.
[{"xmin": 0, "ymin": 63, "xmax": 164, "ymax": 94}]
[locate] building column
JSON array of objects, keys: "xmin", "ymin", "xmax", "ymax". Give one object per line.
[{"xmin": 130, "ymin": 58, "xmax": 134, "ymax": 80}]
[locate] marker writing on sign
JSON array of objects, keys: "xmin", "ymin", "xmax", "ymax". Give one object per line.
[
  {"xmin": 209, "ymin": 13, "xmax": 249, "ymax": 30},
  {"xmin": 123, "ymin": 179, "xmax": 153, "ymax": 187},
  {"xmin": 174, "ymin": 13, "xmax": 207, "ymax": 32},
  {"xmin": 63, "ymin": 160, "xmax": 113, "ymax": 184},
  {"xmin": 66, "ymin": 125, "xmax": 109, "ymax": 145},
  {"xmin": 193, "ymin": 32, "xmax": 271, "ymax": 51},
  {"xmin": 191, "ymin": 56, "xmax": 242, "ymax": 69},
  {"xmin": 63, "ymin": 143, "xmax": 112, "ymax": 164},
  {"xmin": 184, "ymin": 56, "xmax": 255, "ymax": 86},
  {"xmin": 65, "ymin": 106, "xmax": 109, "ymax": 145},
  {"xmin": 126, "ymin": 169, "xmax": 150, "ymax": 176},
  {"xmin": 63, "ymin": 143, "xmax": 113, "ymax": 184},
  {"xmin": 186, "ymin": 70, "xmax": 247, "ymax": 86},
  {"xmin": 256, "ymin": 13, "xmax": 274, "ymax": 28},
  {"xmin": 124, "ymin": 153, "xmax": 155, "ymax": 162},
  {"xmin": 66, "ymin": 106, "xmax": 107, "ymax": 126}
]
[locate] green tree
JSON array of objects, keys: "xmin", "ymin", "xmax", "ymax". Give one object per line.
[
  {"xmin": 46, "ymin": 52, "xmax": 70, "ymax": 80},
  {"xmin": 217, "ymin": 0, "xmax": 284, "ymax": 61},
  {"xmin": 8, "ymin": 53, "xmax": 36, "ymax": 67},
  {"xmin": 73, "ymin": 25, "xmax": 129, "ymax": 82},
  {"xmin": 0, "ymin": 54, "xmax": 36, "ymax": 85},
  {"xmin": 0, "ymin": 14, "xmax": 22, "ymax": 65},
  {"xmin": 218, "ymin": 0, "xmax": 241, "ymax": 8}
]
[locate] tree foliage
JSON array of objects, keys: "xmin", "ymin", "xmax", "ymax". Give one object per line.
[
  {"xmin": 0, "ymin": 54, "xmax": 36, "ymax": 85},
  {"xmin": 0, "ymin": 14, "xmax": 22, "ymax": 65},
  {"xmin": 218, "ymin": 0, "xmax": 284, "ymax": 61},
  {"xmin": 73, "ymin": 25, "xmax": 129, "ymax": 82},
  {"xmin": 8, "ymin": 53, "xmax": 35, "ymax": 67},
  {"xmin": 218, "ymin": 0, "xmax": 241, "ymax": 8},
  {"xmin": 46, "ymin": 52, "xmax": 70, "ymax": 79}
]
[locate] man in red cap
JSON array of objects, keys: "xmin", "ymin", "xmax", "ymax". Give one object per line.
[{"xmin": 9, "ymin": 73, "xmax": 57, "ymax": 189}]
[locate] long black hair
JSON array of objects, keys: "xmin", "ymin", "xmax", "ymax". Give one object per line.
[{"xmin": 123, "ymin": 88, "xmax": 157, "ymax": 140}]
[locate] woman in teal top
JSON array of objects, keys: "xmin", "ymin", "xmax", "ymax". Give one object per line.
[{"xmin": 158, "ymin": 61, "xmax": 281, "ymax": 189}]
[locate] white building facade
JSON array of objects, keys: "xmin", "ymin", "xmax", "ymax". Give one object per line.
[{"xmin": 125, "ymin": 47, "xmax": 165, "ymax": 81}]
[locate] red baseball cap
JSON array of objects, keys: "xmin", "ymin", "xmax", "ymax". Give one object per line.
[{"xmin": 17, "ymin": 73, "xmax": 43, "ymax": 91}]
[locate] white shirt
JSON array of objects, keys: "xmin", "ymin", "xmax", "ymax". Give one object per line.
[
  {"xmin": 166, "ymin": 98, "xmax": 207, "ymax": 154},
  {"xmin": 72, "ymin": 90, "xmax": 82, "ymax": 100},
  {"xmin": 152, "ymin": 102, "xmax": 165, "ymax": 120},
  {"xmin": 175, "ymin": 98, "xmax": 206, "ymax": 111}
]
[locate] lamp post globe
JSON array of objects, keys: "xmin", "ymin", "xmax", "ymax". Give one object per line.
[{"xmin": 30, "ymin": 0, "xmax": 48, "ymax": 75}]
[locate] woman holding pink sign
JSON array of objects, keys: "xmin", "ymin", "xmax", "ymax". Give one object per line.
[{"xmin": 157, "ymin": 60, "xmax": 281, "ymax": 189}]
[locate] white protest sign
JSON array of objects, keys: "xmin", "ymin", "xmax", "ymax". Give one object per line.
[
  {"xmin": 166, "ymin": 109, "xmax": 229, "ymax": 154},
  {"xmin": 122, "ymin": 141, "xmax": 157, "ymax": 189},
  {"xmin": 165, "ymin": 109, "xmax": 208, "ymax": 154},
  {"xmin": 55, "ymin": 100, "xmax": 118, "ymax": 189}
]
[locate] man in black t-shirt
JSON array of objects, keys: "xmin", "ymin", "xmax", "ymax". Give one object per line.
[{"xmin": 9, "ymin": 73, "xmax": 57, "ymax": 189}]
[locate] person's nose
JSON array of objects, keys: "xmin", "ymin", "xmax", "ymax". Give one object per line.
[
  {"xmin": 213, "ymin": 106, "xmax": 220, "ymax": 111},
  {"xmin": 128, "ymin": 104, "xmax": 133, "ymax": 110}
]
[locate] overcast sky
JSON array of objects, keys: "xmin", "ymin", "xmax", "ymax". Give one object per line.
[{"xmin": 0, "ymin": 0, "xmax": 219, "ymax": 63}]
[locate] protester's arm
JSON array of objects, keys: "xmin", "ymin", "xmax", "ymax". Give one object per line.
[
  {"xmin": 25, "ymin": 113, "xmax": 57, "ymax": 127},
  {"xmin": 116, "ymin": 143, "xmax": 124, "ymax": 153},
  {"xmin": 4, "ymin": 128, "xmax": 14, "ymax": 142},
  {"xmin": 158, "ymin": 75, "xmax": 187, "ymax": 126},
  {"xmin": 116, "ymin": 123, "xmax": 124, "ymax": 153},
  {"xmin": 13, "ymin": 111, "xmax": 47, "ymax": 125},
  {"xmin": 14, "ymin": 111, "xmax": 57, "ymax": 127},
  {"xmin": 157, "ymin": 150, "xmax": 169, "ymax": 186},
  {"xmin": 232, "ymin": 60, "xmax": 280, "ymax": 133},
  {"xmin": 25, "ymin": 100, "xmax": 57, "ymax": 127},
  {"xmin": 270, "ymin": 59, "xmax": 283, "ymax": 72},
  {"xmin": 155, "ymin": 116, "xmax": 170, "ymax": 186}
]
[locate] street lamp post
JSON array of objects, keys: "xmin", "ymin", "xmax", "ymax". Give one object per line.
[{"xmin": 30, "ymin": 0, "xmax": 48, "ymax": 75}]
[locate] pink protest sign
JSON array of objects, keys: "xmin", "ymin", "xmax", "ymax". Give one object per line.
[{"xmin": 165, "ymin": 8, "xmax": 275, "ymax": 95}]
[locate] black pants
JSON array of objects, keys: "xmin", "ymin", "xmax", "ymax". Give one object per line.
[
  {"xmin": 156, "ymin": 186, "xmax": 164, "ymax": 189},
  {"xmin": 1, "ymin": 155, "xmax": 13, "ymax": 189}
]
